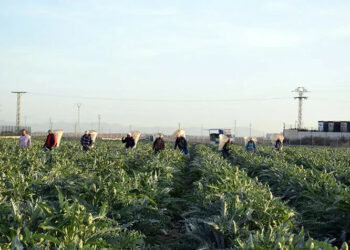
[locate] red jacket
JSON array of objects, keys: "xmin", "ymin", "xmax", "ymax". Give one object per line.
[{"xmin": 44, "ymin": 134, "xmax": 57, "ymax": 148}]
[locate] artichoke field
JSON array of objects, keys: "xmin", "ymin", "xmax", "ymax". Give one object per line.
[{"xmin": 0, "ymin": 139, "xmax": 349, "ymax": 249}]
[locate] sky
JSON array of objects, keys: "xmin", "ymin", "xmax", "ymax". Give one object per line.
[{"xmin": 1, "ymin": 0, "xmax": 350, "ymax": 134}]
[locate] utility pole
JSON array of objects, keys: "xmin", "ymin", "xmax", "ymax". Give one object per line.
[
  {"xmin": 234, "ymin": 120, "xmax": 237, "ymax": 136},
  {"xmin": 178, "ymin": 123, "xmax": 181, "ymax": 129},
  {"xmin": 249, "ymin": 123, "xmax": 252, "ymax": 138},
  {"xmin": 76, "ymin": 103, "xmax": 82, "ymax": 135},
  {"xmin": 49, "ymin": 117, "xmax": 53, "ymax": 130},
  {"xmin": 98, "ymin": 114, "xmax": 101, "ymax": 133},
  {"xmin": 201, "ymin": 124, "xmax": 203, "ymax": 142},
  {"xmin": 293, "ymin": 87, "xmax": 309, "ymax": 130},
  {"xmin": 11, "ymin": 91, "xmax": 27, "ymax": 131}
]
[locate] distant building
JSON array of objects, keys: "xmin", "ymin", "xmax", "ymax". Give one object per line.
[
  {"xmin": 318, "ymin": 121, "xmax": 350, "ymax": 132},
  {"xmin": 284, "ymin": 121, "xmax": 350, "ymax": 146}
]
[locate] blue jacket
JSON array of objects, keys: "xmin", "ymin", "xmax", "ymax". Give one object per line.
[{"xmin": 245, "ymin": 141, "xmax": 257, "ymax": 152}]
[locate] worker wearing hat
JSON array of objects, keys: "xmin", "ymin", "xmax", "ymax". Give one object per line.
[
  {"xmin": 81, "ymin": 130, "xmax": 93, "ymax": 151},
  {"xmin": 122, "ymin": 133, "xmax": 135, "ymax": 149},
  {"xmin": 43, "ymin": 130, "xmax": 57, "ymax": 151}
]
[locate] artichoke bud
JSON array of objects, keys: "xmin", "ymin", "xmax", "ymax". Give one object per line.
[
  {"xmin": 88, "ymin": 213, "xmax": 93, "ymax": 225},
  {"xmin": 341, "ymin": 242, "xmax": 349, "ymax": 250},
  {"xmin": 235, "ymin": 195, "xmax": 240, "ymax": 204},
  {"xmin": 79, "ymin": 239, "xmax": 83, "ymax": 249}
]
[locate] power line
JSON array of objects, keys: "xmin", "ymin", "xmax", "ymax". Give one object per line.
[{"xmin": 29, "ymin": 92, "xmax": 291, "ymax": 103}]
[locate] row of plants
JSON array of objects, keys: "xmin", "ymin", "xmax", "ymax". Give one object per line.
[
  {"xmin": 182, "ymin": 144, "xmax": 334, "ymax": 249},
  {"xmin": 0, "ymin": 139, "xmax": 189, "ymax": 249},
  {"xmin": 257, "ymin": 146, "xmax": 350, "ymax": 186},
  {"xmin": 3, "ymin": 138, "xmax": 349, "ymax": 249},
  {"xmin": 228, "ymin": 144, "xmax": 350, "ymax": 247},
  {"xmin": 283, "ymin": 147, "xmax": 350, "ymax": 186}
]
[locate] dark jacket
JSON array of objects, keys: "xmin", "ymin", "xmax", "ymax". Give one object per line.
[
  {"xmin": 153, "ymin": 138, "xmax": 165, "ymax": 152},
  {"xmin": 44, "ymin": 134, "xmax": 57, "ymax": 149},
  {"xmin": 221, "ymin": 141, "xmax": 230, "ymax": 158},
  {"xmin": 81, "ymin": 134, "xmax": 93, "ymax": 147},
  {"xmin": 174, "ymin": 137, "xmax": 187, "ymax": 150},
  {"xmin": 275, "ymin": 140, "xmax": 283, "ymax": 150},
  {"xmin": 122, "ymin": 137, "xmax": 135, "ymax": 148},
  {"xmin": 222, "ymin": 141, "xmax": 230, "ymax": 154}
]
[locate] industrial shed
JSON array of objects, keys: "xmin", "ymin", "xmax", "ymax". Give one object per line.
[{"xmin": 284, "ymin": 121, "xmax": 350, "ymax": 146}]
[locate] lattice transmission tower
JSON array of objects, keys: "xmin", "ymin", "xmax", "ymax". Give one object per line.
[
  {"xmin": 293, "ymin": 87, "xmax": 309, "ymax": 130},
  {"xmin": 11, "ymin": 91, "xmax": 27, "ymax": 131}
]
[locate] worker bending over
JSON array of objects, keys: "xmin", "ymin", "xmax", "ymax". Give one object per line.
[
  {"xmin": 174, "ymin": 135, "xmax": 188, "ymax": 155},
  {"xmin": 122, "ymin": 133, "xmax": 135, "ymax": 149}
]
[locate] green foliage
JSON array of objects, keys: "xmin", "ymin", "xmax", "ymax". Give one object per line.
[
  {"xmin": 0, "ymin": 139, "xmax": 186, "ymax": 249},
  {"xmin": 0, "ymin": 139, "xmax": 346, "ymax": 249},
  {"xmin": 183, "ymin": 144, "xmax": 334, "ymax": 249},
  {"xmin": 228, "ymin": 144, "xmax": 350, "ymax": 246}
]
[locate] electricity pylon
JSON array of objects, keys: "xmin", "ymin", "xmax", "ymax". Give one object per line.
[
  {"xmin": 11, "ymin": 91, "xmax": 27, "ymax": 131},
  {"xmin": 98, "ymin": 114, "xmax": 101, "ymax": 133},
  {"xmin": 293, "ymin": 87, "xmax": 309, "ymax": 130},
  {"xmin": 76, "ymin": 103, "xmax": 82, "ymax": 135}
]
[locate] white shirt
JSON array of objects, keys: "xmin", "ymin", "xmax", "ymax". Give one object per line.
[{"xmin": 19, "ymin": 134, "xmax": 31, "ymax": 149}]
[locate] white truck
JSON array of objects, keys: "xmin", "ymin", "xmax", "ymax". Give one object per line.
[{"xmin": 209, "ymin": 128, "xmax": 234, "ymax": 144}]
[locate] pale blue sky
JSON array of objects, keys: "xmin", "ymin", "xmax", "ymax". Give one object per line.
[{"xmin": 1, "ymin": 0, "xmax": 350, "ymax": 133}]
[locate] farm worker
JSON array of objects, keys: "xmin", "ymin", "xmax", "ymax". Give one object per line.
[
  {"xmin": 81, "ymin": 131, "xmax": 93, "ymax": 151},
  {"xmin": 19, "ymin": 129, "xmax": 31, "ymax": 149},
  {"xmin": 43, "ymin": 130, "xmax": 57, "ymax": 151},
  {"xmin": 221, "ymin": 138, "xmax": 231, "ymax": 159},
  {"xmin": 153, "ymin": 134, "xmax": 165, "ymax": 153},
  {"xmin": 122, "ymin": 133, "xmax": 135, "ymax": 149},
  {"xmin": 174, "ymin": 135, "xmax": 188, "ymax": 155},
  {"xmin": 274, "ymin": 139, "xmax": 283, "ymax": 151},
  {"xmin": 245, "ymin": 138, "xmax": 257, "ymax": 153}
]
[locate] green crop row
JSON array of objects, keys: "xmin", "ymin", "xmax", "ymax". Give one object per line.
[
  {"xmin": 182, "ymin": 144, "xmax": 334, "ymax": 249},
  {"xmin": 2, "ymin": 138, "xmax": 350, "ymax": 249},
  {"xmin": 257, "ymin": 146, "xmax": 350, "ymax": 186},
  {"xmin": 228, "ymin": 144, "xmax": 350, "ymax": 247},
  {"xmin": 0, "ymin": 140, "xmax": 188, "ymax": 249}
]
